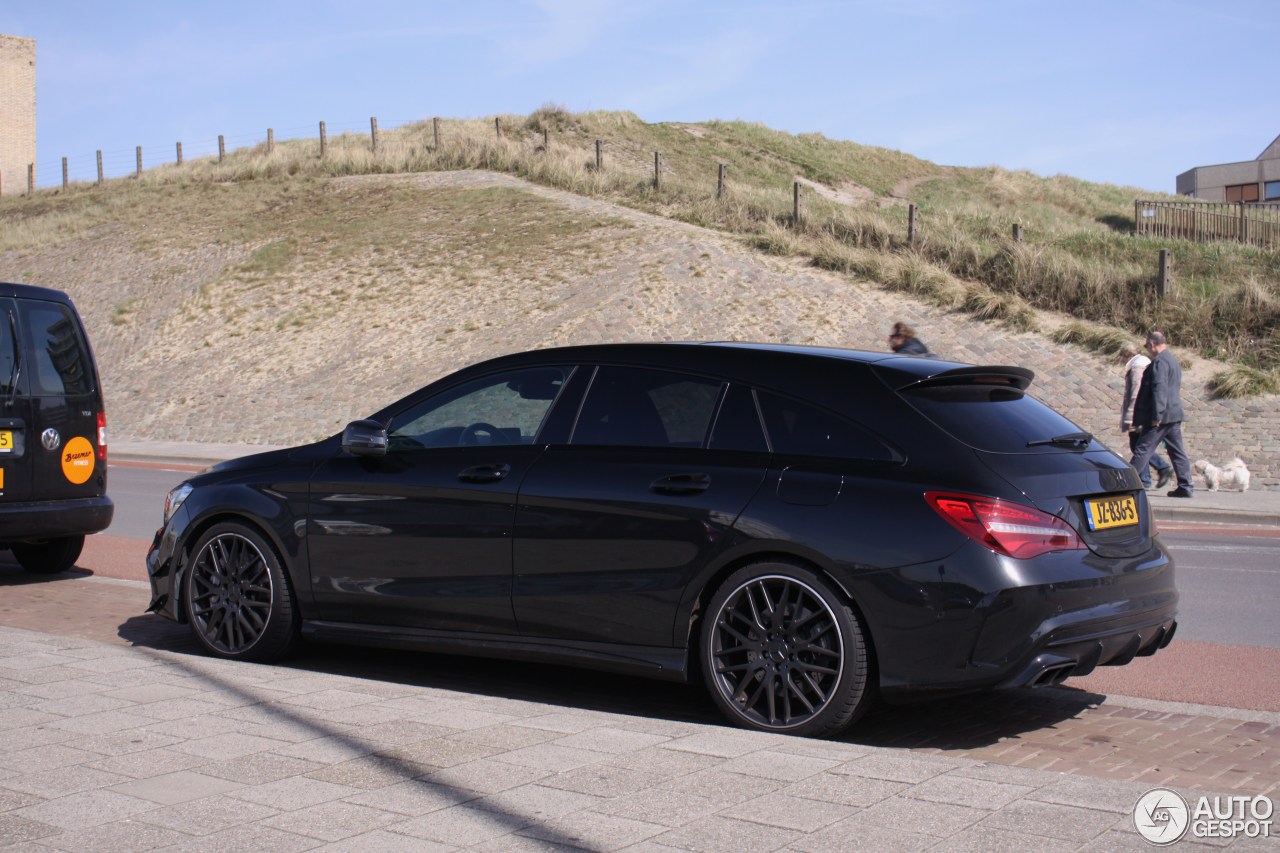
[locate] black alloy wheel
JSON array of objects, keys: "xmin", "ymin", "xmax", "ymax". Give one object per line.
[
  {"xmin": 702, "ymin": 563, "xmax": 870, "ymax": 737},
  {"xmin": 184, "ymin": 522, "xmax": 298, "ymax": 661},
  {"xmin": 12, "ymin": 535, "xmax": 85, "ymax": 574}
]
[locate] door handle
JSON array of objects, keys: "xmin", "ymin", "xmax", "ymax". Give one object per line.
[
  {"xmin": 458, "ymin": 463, "xmax": 511, "ymax": 484},
  {"xmin": 650, "ymin": 473, "xmax": 711, "ymax": 495}
]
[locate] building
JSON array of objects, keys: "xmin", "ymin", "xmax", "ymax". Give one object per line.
[
  {"xmin": 0, "ymin": 34, "xmax": 36, "ymax": 197},
  {"xmin": 1176, "ymin": 135, "xmax": 1280, "ymax": 203}
]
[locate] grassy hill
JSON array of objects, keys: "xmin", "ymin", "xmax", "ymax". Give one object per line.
[{"xmin": 2, "ymin": 106, "xmax": 1277, "ymax": 412}]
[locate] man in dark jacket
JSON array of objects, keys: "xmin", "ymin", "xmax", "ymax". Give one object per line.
[{"xmin": 1130, "ymin": 330, "xmax": 1194, "ymax": 497}]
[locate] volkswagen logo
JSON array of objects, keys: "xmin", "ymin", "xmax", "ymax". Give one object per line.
[{"xmin": 41, "ymin": 428, "xmax": 61, "ymax": 451}]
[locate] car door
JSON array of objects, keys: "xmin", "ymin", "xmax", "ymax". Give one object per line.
[
  {"xmin": 513, "ymin": 368, "xmax": 770, "ymax": 648},
  {"xmin": 306, "ymin": 366, "xmax": 572, "ymax": 633},
  {"xmin": 0, "ymin": 298, "xmax": 32, "ymax": 504}
]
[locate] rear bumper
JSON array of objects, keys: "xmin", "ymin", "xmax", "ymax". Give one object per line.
[{"xmin": 0, "ymin": 496, "xmax": 114, "ymax": 542}]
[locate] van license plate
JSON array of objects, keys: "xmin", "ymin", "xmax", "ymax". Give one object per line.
[
  {"xmin": 1085, "ymin": 495, "xmax": 1138, "ymax": 530},
  {"xmin": 0, "ymin": 430, "xmax": 12, "ymax": 452}
]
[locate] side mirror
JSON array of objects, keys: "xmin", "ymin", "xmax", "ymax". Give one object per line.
[{"xmin": 342, "ymin": 419, "xmax": 388, "ymax": 457}]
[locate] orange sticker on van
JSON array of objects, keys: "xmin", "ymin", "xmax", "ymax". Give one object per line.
[{"xmin": 62, "ymin": 436, "xmax": 95, "ymax": 484}]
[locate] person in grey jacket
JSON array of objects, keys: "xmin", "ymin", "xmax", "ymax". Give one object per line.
[
  {"xmin": 1130, "ymin": 330, "xmax": 1194, "ymax": 497},
  {"xmin": 1119, "ymin": 342, "xmax": 1173, "ymax": 489}
]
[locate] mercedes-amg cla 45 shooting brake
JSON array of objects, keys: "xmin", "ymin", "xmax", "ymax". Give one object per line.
[{"xmin": 147, "ymin": 343, "xmax": 1176, "ymax": 737}]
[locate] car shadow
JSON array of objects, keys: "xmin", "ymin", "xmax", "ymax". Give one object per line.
[
  {"xmin": 117, "ymin": 616, "xmax": 1107, "ymax": 748},
  {"xmin": 0, "ymin": 553, "xmax": 93, "ymax": 584}
]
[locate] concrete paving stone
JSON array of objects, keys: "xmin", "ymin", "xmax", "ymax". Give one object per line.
[
  {"xmin": 490, "ymin": 743, "xmax": 614, "ymax": 774},
  {"xmin": 343, "ymin": 778, "xmax": 478, "ymax": 816},
  {"xmin": 518, "ymin": 810, "xmax": 670, "ymax": 851},
  {"xmin": 391, "ymin": 801, "xmax": 530, "ymax": 845},
  {"xmin": 977, "ymin": 798, "xmax": 1124, "ymax": 842},
  {"xmin": 170, "ymin": 731, "xmax": 292, "ymax": 761},
  {"xmin": 592, "ymin": 718, "xmax": 706, "ymax": 740},
  {"xmin": 782, "ymin": 771, "xmax": 909, "ymax": 808},
  {"xmin": 663, "ymin": 768, "xmax": 786, "ymax": 808},
  {"xmin": 98, "ymin": 682, "xmax": 203, "ymax": 705},
  {"xmin": 613, "ymin": 842, "xmax": 698, "ymax": 853},
  {"xmin": 189, "ymin": 752, "xmax": 326, "ymax": 785},
  {"xmin": 1074, "ymin": 832, "xmax": 1223, "ymax": 852},
  {"xmin": 3, "ymin": 766, "xmax": 131, "ymax": 799},
  {"xmin": 0, "ymin": 653, "xmax": 87, "ymax": 673},
  {"xmin": 0, "ymin": 725, "xmax": 75, "ymax": 751},
  {"xmin": 854, "ymin": 795, "xmax": 987, "ymax": 838},
  {"xmin": 30, "ymin": 818, "xmax": 193, "ymax": 853},
  {"xmin": 445, "ymin": 723, "xmax": 564, "ymax": 752},
  {"xmin": 719, "ymin": 792, "xmax": 856, "ymax": 831},
  {"xmin": 422, "ymin": 757, "xmax": 555, "ymax": 796},
  {"xmin": 304, "ymin": 753, "xmax": 435, "ymax": 790},
  {"xmin": 137, "ymin": 714, "xmax": 248, "ymax": 742},
  {"xmin": 591, "ymin": 788, "xmax": 722, "ymax": 827},
  {"xmin": 771, "ymin": 739, "xmax": 873, "ymax": 762},
  {"xmin": 716, "ymin": 749, "xmax": 841, "ymax": 782},
  {"xmin": 1025, "ymin": 774, "xmax": 1149, "ymax": 813},
  {"xmin": 605, "ymin": 746, "xmax": 722, "ymax": 780},
  {"xmin": 262, "ymin": 799, "xmax": 405, "ymax": 842},
  {"xmin": 60, "ymin": 656, "xmax": 157, "ymax": 675},
  {"xmin": 0, "ymin": 743, "xmax": 98, "ymax": 775},
  {"xmin": 471, "ymin": 832, "xmax": 589, "ymax": 852},
  {"xmin": 648, "ymin": 815, "xmax": 802, "ymax": 853},
  {"xmin": 0, "ymin": 814, "xmax": 60, "ymax": 846},
  {"xmin": 154, "ymin": 822, "xmax": 319, "ymax": 853},
  {"xmin": 107, "ymin": 769, "xmax": 243, "ymax": 805},
  {"xmin": 12, "ymin": 788, "xmax": 157, "ymax": 831},
  {"xmin": 0, "ymin": 708, "xmax": 63, "ymax": 731},
  {"xmin": 480, "ymin": 782, "xmax": 607, "ymax": 824},
  {"xmin": 833, "ymin": 752, "xmax": 968, "ymax": 784},
  {"xmin": 310, "ymin": 828, "xmax": 458, "ymax": 852},
  {"xmin": 84, "ymin": 746, "xmax": 208, "ymax": 779},
  {"xmin": 0, "ymin": 787, "xmax": 43, "ymax": 811},
  {"xmin": 551, "ymin": 727, "xmax": 674, "ymax": 755},
  {"xmin": 271, "ymin": 733, "xmax": 376, "ymax": 764},
  {"xmin": 339, "ymin": 719, "xmax": 455, "ymax": 747},
  {"xmin": 227, "ymin": 776, "xmax": 363, "ymax": 810},
  {"xmin": 514, "ymin": 713, "xmax": 612, "ymax": 735},
  {"xmin": 44, "ymin": 710, "xmax": 154, "ymax": 737},
  {"xmin": 386, "ymin": 735, "xmax": 507, "ymax": 770},
  {"xmin": 274, "ymin": 688, "xmax": 388, "ymax": 712},
  {"xmin": 902, "ymin": 774, "xmax": 1035, "ymax": 810},
  {"xmin": 226, "ymin": 716, "xmax": 353, "ymax": 745},
  {"xmin": 411, "ymin": 708, "xmax": 526, "ymax": 731},
  {"xmin": 134, "ymin": 792, "xmax": 280, "ymax": 835},
  {"xmin": 130, "ymin": 697, "xmax": 249, "ymax": 722},
  {"xmin": 928, "ymin": 824, "xmax": 1080, "ymax": 852},
  {"xmin": 20, "ymin": 679, "xmax": 120, "ymax": 702},
  {"xmin": 74, "ymin": 728, "xmax": 185, "ymax": 757},
  {"xmin": 948, "ymin": 762, "xmax": 1067, "ymax": 788},
  {"xmin": 539, "ymin": 764, "xmax": 669, "ymax": 798},
  {"xmin": 0, "ymin": 665, "xmax": 92, "ymax": 686},
  {"xmin": 656, "ymin": 730, "xmax": 766, "ymax": 758},
  {"xmin": 377, "ymin": 695, "xmax": 470, "ymax": 717},
  {"xmin": 31, "ymin": 694, "xmax": 135, "ymax": 718},
  {"xmin": 786, "ymin": 815, "xmax": 938, "ymax": 853}
]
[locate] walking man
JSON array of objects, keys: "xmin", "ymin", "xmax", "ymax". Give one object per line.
[
  {"xmin": 1119, "ymin": 342, "xmax": 1173, "ymax": 489},
  {"xmin": 1130, "ymin": 330, "xmax": 1194, "ymax": 497}
]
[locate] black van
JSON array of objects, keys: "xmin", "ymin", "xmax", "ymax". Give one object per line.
[{"xmin": 1, "ymin": 283, "xmax": 113, "ymax": 573}]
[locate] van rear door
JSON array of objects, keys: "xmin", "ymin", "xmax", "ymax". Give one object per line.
[
  {"xmin": 0, "ymin": 297, "xmax": 34, "ymax": 503},
  {"xmin": 15, "ymin": 297, "xmax": 106, "ymax": 503}
]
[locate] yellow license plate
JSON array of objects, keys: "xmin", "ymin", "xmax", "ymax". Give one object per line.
[
  {"xmin": 0, "ymin": 430, "xmax": 11, "ymax": 452},
  {"xmin": 1085, "ymin": 495, "xmax": 1138, "ymax": 530}
]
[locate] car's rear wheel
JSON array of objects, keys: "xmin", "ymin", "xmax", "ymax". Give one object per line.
[
  {"xmin": 183, "ymin": 522, "xmax": 298, "ymax": 662},
  {"xmin": 11, "ymin": 535, "xmax": 84, "ymax": 574},
  {"xmin": 701, "ymin": 562, "xmax": 871, "ymax": 737}
]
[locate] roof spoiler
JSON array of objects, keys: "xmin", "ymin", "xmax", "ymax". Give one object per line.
[{"xmin": 894, "ymin": 365, "xmax": 1034, "ymax": 392}]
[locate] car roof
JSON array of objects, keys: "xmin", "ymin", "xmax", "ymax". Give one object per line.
[{"xmin": 0, "ymin": 281, "xmax": 74, "ymax": 302}]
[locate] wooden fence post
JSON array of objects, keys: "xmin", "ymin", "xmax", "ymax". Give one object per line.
[
  {"xmin": 27, "ymin": 164, "xmax": 34, "ymax": 195},
  {"xmin": 717, "ymin": 163, "xmax": 726, "ymax": 199},
  {"xmin": 62, "ymin": 157, "xmax": 68, "ymax": 190},
  {"xmin": 267, "ymin": 128, "xmax": 275, "ymax": 155},
  {"xmin": 176, "ymin": 142, "xmax": 183, "ymax": 165},
  {"xmin": 319, "ymin": 121, "xmax": 327, "ymax": 158},
  {"xmin": 595, "ymin": 139, "xmax": 603, "ymax": 170},
  {"xmin": 1157, "ymin": 249, "xmax": 1173, "ymax": 298},
  {"xmin": 218, "ymin": 135, "xmax": 225, "ymax": 162},
  {"xmin": 1012, "ymin": 223, "xmax": 1023, "ymax": 243},
  {"xmin": 653, "ymin": 152, "xmax": 661, "ymax": 189},
  {"xmin": 495, "ymin": 117, "xmax": 502, "ymax": 139},
  {"xmin": 1240, "ymin": 202, "xmax": 1248, "ymax": 245},
  {"xmin": 97, "ymin": 150, "xmax": 103, "ymax": 185},
  {"xmin": 543, "ymin": 128, "xmax": 549, "ymax": 151},
  {"xmin": 433, "ymin": 117, "xmax": 440, "ymax": 149},
  {"xmin": 370, "ymin": 117, "xmax": 378, "ymax": 154},
  {"xmin": 136, "ymin": 146, "xmax": 143, "ymax": 178},
  {"xmin": 793, "ymin": 181, "xmax": 802, "ymax": 225},
  {"xmin": 907, "ymin": 204, "xmax": 917, "ymax": 246}
]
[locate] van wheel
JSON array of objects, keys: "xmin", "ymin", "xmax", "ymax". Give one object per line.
[
  {"xmin": 701, "ymin": 562, "xmax": 871, "ymax": 737},
  {"xmin": 12, "ymin": 536, "xmax": 85, "ymax": 574},
  {"xmin": 183, "ymin": 522, "xmax": 299, "ymax": 662}
]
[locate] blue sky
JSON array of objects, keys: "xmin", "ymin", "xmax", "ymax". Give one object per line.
[{"xmin": 5, "ymin": 0, "xmax": 1277, "ymax": 193}]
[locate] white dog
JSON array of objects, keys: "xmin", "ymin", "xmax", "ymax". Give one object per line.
[{"xmin": 1192, "ymin": 458, "xmax": 1251, "ymax": 492}]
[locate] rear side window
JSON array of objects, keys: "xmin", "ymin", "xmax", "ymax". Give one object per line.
[
  {"xmin": 901, "ymin": 385, "xmax": 1087, "ymax": 452},
  {"xmin": 757, "ymin": 391, "xmax": 895, "ymax": 461},
  {"xmin": 18, "ymin": 299, "xmax": 94, "ymax": 396},
  {"xmin": 573, "ymin": 366, "xmax": 722, "ymax": 448},
  {"xmin": 1, "ymin": 300, "xmax": 19, "ymax": 396}
]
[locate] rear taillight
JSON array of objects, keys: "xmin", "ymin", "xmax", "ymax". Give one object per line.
[
  {"xmin": 97, "ymin": 411, "xmax": 107, "ymax": 462},
  {"xmin": 925, "ymin": 491, "xmax": 1085, "ymax": 559}
]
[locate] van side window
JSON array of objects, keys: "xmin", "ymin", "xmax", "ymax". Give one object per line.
[
  {"xmin": 573, "ymin": 367, "xmax": 723, "ymax": 448},
  {"xmin": 18, "ymin": 300, "xmax": 93, "ymax": 396},
  {"xmin": 756, "ymin": 390, "xmax": 895, "ymax": 461},
  {"xmin": 1, "ymin": 300, "xmax": 19, "ymax": 396}
]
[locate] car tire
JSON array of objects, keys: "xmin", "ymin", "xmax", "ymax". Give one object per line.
[
  {"xmin": 11, "ymin": 535, "xmax": 85, "ymax": 574},
  {"xmin": 183, "ymin": 522, "xmax": 299, "ymax": 662},
  {"xmin": 701, "ymin": 561, "xmax": 871, "ymax": 737}
]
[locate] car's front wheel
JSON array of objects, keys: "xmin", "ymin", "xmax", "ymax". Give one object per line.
[
  {"xmin": 183, "ymin": 522, "xmax": 299, "ymax": 662},
  {"xmin": 701, "ymin": 562, "xmax": 871, "ymax": 737},
  {"xmin": 11, "ymin": 535, "xmax": 85, "ymax": 574}
]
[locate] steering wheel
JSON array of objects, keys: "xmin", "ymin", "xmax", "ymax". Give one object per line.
[{"xmin": 460, "ymin": 422, "xmax": 503, "ymax": 446}]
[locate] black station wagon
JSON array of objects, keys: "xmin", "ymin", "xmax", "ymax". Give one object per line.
[
  {"xmin": 1, "ymin": 282, "xmax": 112, "ymax": 573},
  {"xmin": 147, "ymin": 343, "xmax": 1177, "ymax": 736}
]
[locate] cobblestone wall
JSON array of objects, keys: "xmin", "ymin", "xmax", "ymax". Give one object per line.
[{"xmin": 0, "ymin": 34, "xmax": 36, "ymax": 197}]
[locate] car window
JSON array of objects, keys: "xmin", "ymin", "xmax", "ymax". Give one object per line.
[
  {"xmin": 709, "ymin": 384, "xmax": 770, "ymax": 453},
  {"xmin": 1, "ymin": 300, "xmax": 19, "ymax": 396},
  {"xmin": 573, "ymin": 366, "xmax": 723, "ymax": 448},
  {"xmin": 757, "ymin": 390, "xmax": 895, "ymax": 461},
  {"xmin": 388, "ymin": 366, "xmax": 570, "ymax": 450},
  {"xmin": 900, "ymin": 384, "xmax": 1089, "ymax": 453},
  {"xmin": 18, "ymin": 299, "xmax": 94, "ymax": 396}
]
